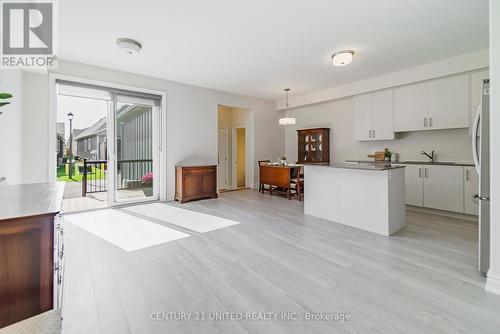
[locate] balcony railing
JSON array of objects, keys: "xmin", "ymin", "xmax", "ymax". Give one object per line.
[{"xmin": 82, "ymin": 159, "xmax": 153, "ymax": 197}]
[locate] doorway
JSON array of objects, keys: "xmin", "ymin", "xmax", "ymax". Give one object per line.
[
  {"xmin": 55, "ymin": 80, "xmax": 162, "ymax": 212},
  {"xmin": 233, "ymin": 127, "xmax": 246, "ymax": 189},
  {"xmin": 218, "ymin": 128, "xmax": 229, "ymax": 190},
  {"xmin": 217, "ymin": 105, "xmax": 251, "ymax": 191}
]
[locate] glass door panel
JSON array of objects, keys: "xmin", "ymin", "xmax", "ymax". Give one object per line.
[{"xmin": 109, "ymin": 95, "xmax": 160, "ymax": 203}]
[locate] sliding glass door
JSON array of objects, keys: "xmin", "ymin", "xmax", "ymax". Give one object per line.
[
  {"xmin": 56, "ymin": 80, "xmax": 162, "ymax": 208},
  {"xmin": 108, "ymin": 94, "xmax": 160, "ymax": 205}
]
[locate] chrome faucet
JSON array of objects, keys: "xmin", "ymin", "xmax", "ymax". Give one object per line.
[{"xmin": 421, "ymin": 150, "xmax": 435, "ymax": 162}]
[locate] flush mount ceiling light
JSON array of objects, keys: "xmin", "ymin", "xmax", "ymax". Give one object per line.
[
  {"xmin": 116, "ymin": 38, "xmax": 142, "ymax": 55},
  {"xmin": 331, "ymin": 50, "xmax": 354, "ymax": 66},
  {"xmin": 279, "ymin": 88, "xmax": 296, "ymax": 126}
]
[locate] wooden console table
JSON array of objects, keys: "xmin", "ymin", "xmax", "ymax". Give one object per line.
[{"xmin": 175, "ymin": 164, "xmax": 218, "ymax": 203}]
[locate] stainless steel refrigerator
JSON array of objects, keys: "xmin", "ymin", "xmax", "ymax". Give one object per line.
[{"xmin": 472, "ymin": 78, "xmax": 490, "ymax": 275}]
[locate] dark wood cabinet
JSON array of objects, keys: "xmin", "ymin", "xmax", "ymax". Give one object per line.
[
  {"xmin": 0, "ymin": 183, "xmax": 65, "ymax": 329},
  {"xmin": 175, "ymin": 165, "xmax": 218, "ymax": 203},
  {"xmin": 297, "ymin": 128, "xmax": 330, "ymax": 165}
]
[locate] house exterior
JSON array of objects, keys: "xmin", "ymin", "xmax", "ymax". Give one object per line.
[
  {"xmin": 75, "ymin": 117, "xmax": 107, "ymax": 160},
  {"xmin": 74, "ymin": 105, "xmax": 152, "ymax": 185}
]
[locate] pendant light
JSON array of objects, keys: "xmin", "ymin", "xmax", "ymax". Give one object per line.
[{"xmin": 279, "ymin": 88, "xmax": 296, "ymax": 126}]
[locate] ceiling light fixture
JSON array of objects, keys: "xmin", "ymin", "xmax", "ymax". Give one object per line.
[
  {"xmin": 116, "ymin": 38, "xmax": 142, "ymax": 55},
  {"xmin": 279, "ymin": 88, "xmax": 296, "ymax": 126},
  {"xmin": 331, "ymin": 50, "xmax": 354, "ymax": 66}
]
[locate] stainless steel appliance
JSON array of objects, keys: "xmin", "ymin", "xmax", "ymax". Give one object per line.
[{"xmin": 472, "ymin": 79, "xmax": 490, "ymax": 275}]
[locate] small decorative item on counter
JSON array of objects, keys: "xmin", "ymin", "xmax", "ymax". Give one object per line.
[
  {"xmin": 141, "ymin": 172, "xmax": 153, "ymax": 197},
  {"xmin": 384, "ymin": 148, "xmax": 391, "ymax": 161},
  {"xmin": 391, "ymin": 153, "xmax": 399, "ymax": 162},
  {"xmin": 280, "ymin": 156, "xmax": 287, "ymax": 166}
]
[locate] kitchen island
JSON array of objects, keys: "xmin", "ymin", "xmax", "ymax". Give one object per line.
[{"xmin": 304, "ymin": 163, "xmax": 405, "ymax": 236}]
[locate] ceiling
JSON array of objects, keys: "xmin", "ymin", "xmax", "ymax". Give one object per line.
[{"xmin": 58, "ymin": 0, "xmax": 489, "ymax": 100}]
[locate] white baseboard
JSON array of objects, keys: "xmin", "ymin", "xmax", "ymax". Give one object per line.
[
  {"xmin": 486, "ymin": 274, "xmax": 500, "ymax": 295},
  {"xmin": 406, "ymin": 205, "xmax": 478, "ymax": 223}
]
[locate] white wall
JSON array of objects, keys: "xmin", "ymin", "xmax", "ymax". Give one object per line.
[
  {"xmin": 486, "ymin": 0, "xmax": 500, "ymax": 295},
  {"xmin": 284, "ymin": 97, "xmax": 473, "ymax": 164},
  {"xmin": 21, "ymin": 59, "xmax": 283, "ymax": 199},
  {"xmin": 0, "ymin": 71, "xmax": 23, "ymax": 184},
  {"xmin": 23, "ymin": 71, "xmax": 49, "ymax": 183}
]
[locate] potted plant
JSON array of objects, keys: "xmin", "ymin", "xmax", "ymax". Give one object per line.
[
  {"xmin": 141, "ymin": 172, "xmax": 153, "ymax": 197},
  {"xmin": 0, "ymin": 93, "xmax": 13, "ymax": 115}
]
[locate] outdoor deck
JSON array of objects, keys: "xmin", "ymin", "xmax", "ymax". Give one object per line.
[{"xmin": 62, "ymin": 182, "xmax": 150, "ymax": 213}]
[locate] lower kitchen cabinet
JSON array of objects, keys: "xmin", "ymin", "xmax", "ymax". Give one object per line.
[
  {"xmin": 464, "ymin": 167, "xmax": 479, "ymax": 215},
  {"xmin": 403, "ymin": 164, "xmax": 424, "ymax": 207},
  {"xmin": 423, "ymin": 165, "xmax": 464, "ymax": 213},
  {"xmin": 399, "ymin": 164, "xmax": 475, "ymax": 215}
]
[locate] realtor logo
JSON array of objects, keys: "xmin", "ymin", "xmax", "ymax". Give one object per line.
[{"xmin": 1, "ymin": 0, "xmax": 57, "ymax": 68}]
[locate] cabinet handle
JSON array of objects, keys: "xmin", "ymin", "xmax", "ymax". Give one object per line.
[
  {"xmin": 466, "ymin": 169, "xmax": 470, "ymax": 181},
  {"xmin": 418, "ymin": 168, "xmax": 422, "ymax": 178},
  {"xmin": 424, "ymin": 118, "xmax": 428, "ymax": 127},
  {"xmin": 429, "ymin": 117, "xmax": 433, "ymax": 127},
  {"xmin": 368, "ymin": 130, "xmax": 371, "ymax": 138},
  {"xmin": 424, "ymin": 168, "xmax": 428, "ymax": 178},
  {"xmin": 373, "ymin": 130, "xmax": 375, "ymax": 138}
]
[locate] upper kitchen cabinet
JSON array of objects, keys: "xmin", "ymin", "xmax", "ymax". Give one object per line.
[
  {"xmin": 394, "ymin": 73, "xmax": 470, "ymax": 132},
  {"xmin": 353, "ymin": 93, "xmax": 372, "ymax": 141},
  {"xmin": 469, "ymin": 69, "xmax": 489, "ymax": 135},
  {"xmin": 394, "ymin": 82, "xmax": 428, "ymax": 132},
  {"xmin": 353, "ymin": 89, "xmax": 395, "ymax": 141},
  {"xmin": 428, "ymin": 74, "xmax": 469, "ymax": 130}
]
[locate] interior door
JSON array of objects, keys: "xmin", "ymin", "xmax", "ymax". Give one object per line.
[
  {"xmin": 218, "ymin": 128, "xmax": 228, "ymax": 190},
  {"xmin": 108, "ymin": 94, "xmax": 160, "ymax": 205}
]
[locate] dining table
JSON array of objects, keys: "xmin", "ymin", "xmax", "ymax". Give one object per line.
[{"xmin": 259, "ymin": 163, "xmax": 302, "ymax": 200}]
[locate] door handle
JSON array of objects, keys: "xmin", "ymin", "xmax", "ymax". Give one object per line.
[
  {"xmin": 418, "ymin": 168, "xmax": 422, "ymax": 178},
  {"xmin": 429, "ymin": 117, "xmax": 433, "ymax": 127},
  {"xmin": 424, "ymin": 118, "xmax": 427, "ymax": 128},
  {"xmin": 372, "ymin": 129, "xmax": 375, "ymax": 138},
  {"xmin": 465, "ymin": 169, "xmax": 469, "ymax": 181},
  {"xmin": 424, "ymin": 168, "xmax": 428, "ymax": 178},
  {"xmin": 473, "ymin": 194, "xmax": 490, "ymax": 201}
]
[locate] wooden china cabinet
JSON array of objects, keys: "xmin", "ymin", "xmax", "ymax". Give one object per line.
[{"xmin": 297, "ymin": 128, "xmax": 330, "ymax": 165}]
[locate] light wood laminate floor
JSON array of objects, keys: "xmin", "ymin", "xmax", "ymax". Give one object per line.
[{"xmin": 62, "ymin": 190, "xmax": 500, "ymax": 334}]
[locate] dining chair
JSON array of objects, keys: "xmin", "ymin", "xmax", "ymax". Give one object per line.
[
  {"xmin": 258, "ymin": 160, "xmax": 271, "ymax": 193},
  {"xmin": 290, "ymin": 166, "xmax": 304, "ymax": 201}
]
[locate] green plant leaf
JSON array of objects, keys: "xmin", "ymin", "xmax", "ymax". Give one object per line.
[
  {"xmin": 0, "ymin": 102, "xmax": 10, "ymax": 107},
  {"xmin": 0, "ymin": 93, "xmax": 13, "ymax": 99}
]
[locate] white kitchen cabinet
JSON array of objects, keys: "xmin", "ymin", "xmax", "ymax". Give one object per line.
[
  {"xmin": 353, "ymin": 93, "xmax": 372, "ymax": 141},
  {"xmin": 371, "ymin": 89, "xmax": 395, "ymax": 140},
  {"xmin": 423, "ymin": 165, "xmax": 464, "ymax": 213},
  {"xmin": 428, "ymin": 74, "xmax": 469, "ymax": 130},
  {"xmin": 403, "ymin": 164, "xmax": 424, "ymax": 207},
  {"xmin": 354, "ymin": 89, "xmax": 394, "ymax": 141},
  {"xmin": 469, "ymin": 69, "xmax": 489, "ymax": 135},
  {"xmin": 464, "ymin": 166, "xmax": 479, "ymax": 215},
  {"xmin": 395, "ymin": 73, "xmax": 471, "ymax": 132},
  {"xmin": 394, "ymin": 82, "xmax": 428, "ymax": 132}
]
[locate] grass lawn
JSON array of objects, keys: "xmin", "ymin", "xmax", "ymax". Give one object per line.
[{"xmin": 57, "ymin": 164, "xmax": 106, "ymax": 182}]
